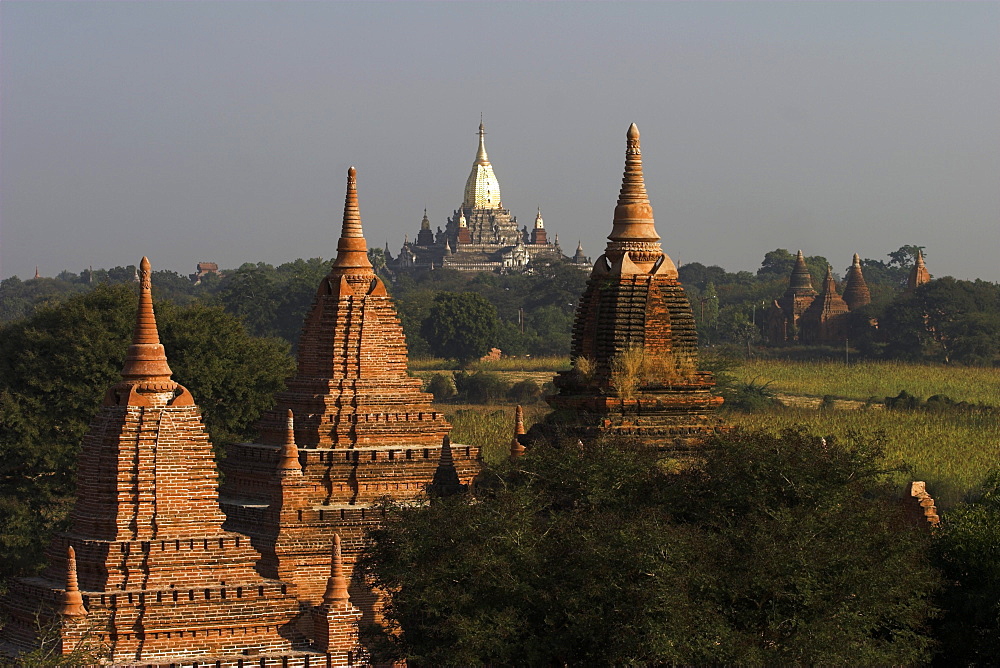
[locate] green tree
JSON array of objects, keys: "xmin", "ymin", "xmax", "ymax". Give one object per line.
[
  {"xmin": 419, "ymin": 292, "xmax": 499, "ymax": 364},
  {"xmin": 933, "ymin": 470, "xmax": 1000, "ymax": 664},
  {"xmin": 361, "ymin": 430, "xmax": 940, "ymax": 666}
]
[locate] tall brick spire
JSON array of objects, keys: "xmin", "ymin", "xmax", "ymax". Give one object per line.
[
  {"xmin": 120, "ymin": 256, "xmax": 173, "ymax": 383},
  {"xmin": 331, "ymin": 167, "xmax": 373, "ymax": 272},
  {"xmin": 787, "ymin": 250, "xmax": 817, "ymax": 295},
  {"xmin": 605, "ymin": 123, "xmax": 674, "ymax": 275},
  {"xmin": 2, "ymin": 257, "xmax": 306, "ymax": 661},
  {"xmin": 277, "ymin": 409, "xmax": 302, "ymax": 474},
  {"xmin": 541, "ymin": 124, "xmax": 724, "ymax": 451},
  {"xmin": 907, "ymin": 249, "xmax": 930, "ymax": 292},
  {"xmin": 322, "ymin": 535, "xmax": 351, "ymax": 606}
]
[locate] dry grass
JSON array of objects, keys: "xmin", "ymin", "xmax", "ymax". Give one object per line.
[
  {"xmin": 732, "ymin": 360, "xmax": 1000, "ymax": 405},
  {"xmin": 727, "ymin": 406, "xmax": 1000, "ymax": 508},
  {"xmin": 410, "ymin": 356, "xmax": 570, "ymax": 372}
]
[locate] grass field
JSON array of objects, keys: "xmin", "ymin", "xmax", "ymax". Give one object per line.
[
  {"xmin": 409, "ymin": 356, "xmax": 570, "ymax": 372},
  {"xmin": 731, "ymin": 360, "xmax": 1000, "ymax": 405},
  {"xmin": 727, "ymin": 407, "xmax": 1000, "ymax": 507},
  {"xmin": 419, "ymin": 357, "xmax": 1000, "ymax": 506}
]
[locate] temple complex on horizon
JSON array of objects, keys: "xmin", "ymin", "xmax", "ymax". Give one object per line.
[{"xmin": 390, "ymin": 122, "xmax": 589, "ymax": 274}]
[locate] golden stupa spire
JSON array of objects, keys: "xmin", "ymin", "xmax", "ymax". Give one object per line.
[
  {"xmin": 331, "ymin": 166, "xmax": 373, "ymax": 272},
  {"xmin": 120, "ymin": 257, "xmax": 174, "ymax": 382},
  {"xmin": 464, "ymin": 120, "xmax": 502, "ymax": 209}
]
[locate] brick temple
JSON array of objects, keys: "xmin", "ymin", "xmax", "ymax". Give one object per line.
[
  {"xmin": 1, "ymin": 168, "xmax": 481, "ymax": 665},
  {"xmin": 217, "ymin": 168, "xmax": 480, "ymax": 618},
  {"xmin": 766, "ymin": 251, "xmax": 873, "ymax": 344},
  {"xmin": 538, "ymin": 124, "xmax": 725, "ymax": 451},
  {"xmin": 0, "ymin": 258, "xmax": 361, "ymax": 664}
]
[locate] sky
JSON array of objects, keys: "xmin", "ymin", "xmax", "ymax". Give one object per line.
[{"xmin": 2, "ymin": 2, "xmax": 998, "ymax": 282}]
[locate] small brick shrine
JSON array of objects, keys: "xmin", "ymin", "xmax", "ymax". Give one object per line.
[{"xmin": 539, "ymin": 124, "xmax": 725, "ymax": 451}]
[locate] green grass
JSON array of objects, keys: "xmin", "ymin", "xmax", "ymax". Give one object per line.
[
  {"xmin": 732, "ymin": 360, "xmax": 1000, "ymax": 405},
  {"xmin": 409, "ymin": 356, "xmax": 570, "ymax": 372},
  {"xmin": 445, "ymin": 404, "xmax": 545, "ymax": 465},
  {"xmin": 727, "ymin": 407, "xmax": 1000, "ymax": 508}
]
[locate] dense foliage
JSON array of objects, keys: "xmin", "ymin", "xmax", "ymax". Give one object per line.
[
  {"xmin": 0, "ymin": 285, "xmax": 293, "ymax": 583},
  {"xmin": 361, "ymin": 430, "xmax": 941, "ymax": 666}
]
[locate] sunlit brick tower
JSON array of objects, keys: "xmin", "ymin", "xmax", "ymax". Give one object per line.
[
  {"xmin": 220, "ymin": 167, "xmax": 480, "ymax": 619},
  {"xmin": 0, "ymin": 258, "xmax": 327, "ymax": 664},
  {"xmin": 539, "ymin": 124, "xmax": 725, "ymax": 451}
]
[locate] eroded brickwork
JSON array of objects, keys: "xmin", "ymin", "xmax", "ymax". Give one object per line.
[{"xmin": 540, "ymin": 125, "xmax": 725, "ymax": 451}]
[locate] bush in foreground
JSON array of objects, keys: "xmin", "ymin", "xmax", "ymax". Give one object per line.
[{"xmin": 360, "ymin": 429, "xmax": 940, "ymax": 666}]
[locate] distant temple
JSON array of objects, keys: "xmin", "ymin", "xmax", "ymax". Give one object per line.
[
  {"xmin": 536, "ymin": 124, "xmax": 725, "ymax": 451},
  {"xmin": 391, "ymin": 122, "xmax": 585, "ymax": 273},
  {"xmin": 189, "ymin": 261, "xmax": 221, "ymax": 284},
  {"xmin": 766, "ymin": 251, "xmax": 875, "ymax": 344}
]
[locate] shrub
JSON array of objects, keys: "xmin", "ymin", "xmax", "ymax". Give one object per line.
[
  {"xmin": 507, "ymin": 379, "xmax": 542, "ymax": 404},
  {"xmin": 723, "ymin": 378, "xmax": 779, "ymax": 413},
  {"xmin": 424, "ymin": 373, "xmax": 455, "ymax": 401},
  {"xmin": 453, "ymin": 371, "xmax": 511, "ymax": 404}
]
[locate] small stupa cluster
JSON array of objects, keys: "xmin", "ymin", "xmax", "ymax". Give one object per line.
[
  {"xmin": 1, "ymin": 125, "xmax": 723, "ymax": 663},
  {"xmin": 766, "ymin": 249, "xmax": 930, "ymax": 345}
]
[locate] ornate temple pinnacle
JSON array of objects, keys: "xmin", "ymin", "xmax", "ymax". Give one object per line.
[
  {"xmin": 120, "ymin": 256, "xmax": 174, "ymax": 382},
  {"xmin": 277, "ymin": 409, "xmax": 302, "ymax": 474},
  {"xmin": 322, "ymin": 534, "xmax": 351, "ymax": 606},
  {"xmin": 603, "ymin": 123, "xmax": 668, "ymax": 274},
  {"xmin": 476, "ymin": 122, "xmax": 489, "ymax": 165},
  {"xmin": 331, "ymin": 167, "xmax": 373, "ymax": 271},
  {"xmin": 60, "ymin": 546, "xmax": 87, "ymax": 617}
]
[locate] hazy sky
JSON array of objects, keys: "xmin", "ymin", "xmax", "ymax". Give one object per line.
[{"xmin": 2, "ymin": 2, "xmax": 998, "ymax": 282}]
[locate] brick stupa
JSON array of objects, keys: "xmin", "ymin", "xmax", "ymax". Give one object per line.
[
  {"xmin": 0, "ymin": 258, "xmax": 347, "ymax": 664},
  {"xmin": 799, "ymin": 266, "xmax": 850, "ymax": 343},
  {"xmin": 539, "ymin": 124, "xmax": 724, "ymax": 451},
  {"xmin": 842, "ymin": 253, "xmax": 872, "ymax": 311},
  {"xmin": 220, "ymin": 167, "xmax": 480, "ymax": 615}
]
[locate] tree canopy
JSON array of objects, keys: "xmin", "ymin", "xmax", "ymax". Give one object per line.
[
  {"xmin": 419, "ymin": 292, "xmax": 501, "ymax": 364},
  {"xmin": 360, "ymin": 429, "xmax": 940, "ymax": 666}
]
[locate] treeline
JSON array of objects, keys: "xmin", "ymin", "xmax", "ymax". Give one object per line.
[
  {"xmin": 6, "ymin": 245, "xmax": 1000, "ymax": 365},
  {"xmin": 683, "ymin": 245, "xmax": 1000, "ymax": 366},
  {"xmin": 1, "ymin": 257, "xmax": 588, "ymax": 360}
]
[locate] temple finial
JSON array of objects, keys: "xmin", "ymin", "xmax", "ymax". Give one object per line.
[
  {"xmin": 59, "ymin": 546, "xmax": 88, "ymax": 617},
  {"xmin": 277, "ymin": 409, "xmax": 302, "ymax": 474},
  {"xmin": 120, "ymin": 256, "xmax": 174, "ymax": 382},
  {"xmin": 331, "ymin": 167, "xmax": 373, "ymax": 271},
  {"xmin": 510, "ymin": 405, "xmax": 526, "ymax": 460},
  {"xmin": 607, "ymin": 123, "xmax": 661, "ymax": 255},
  {"xmin": 322, "ymin": 534, "xmax": 351, "ymax": 606}
]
